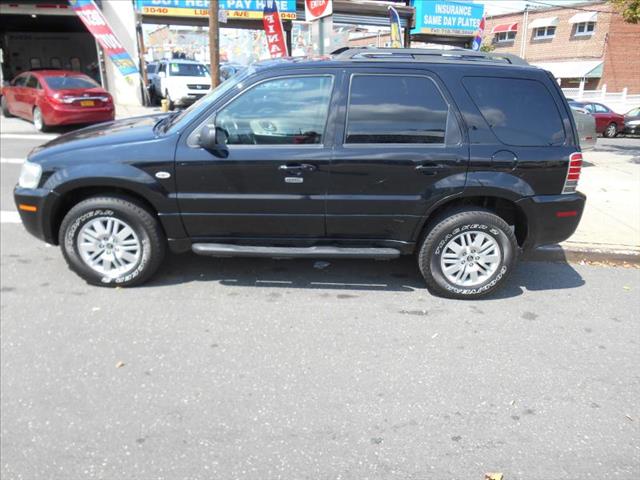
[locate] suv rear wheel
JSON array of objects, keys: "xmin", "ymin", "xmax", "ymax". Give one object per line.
[
  {"xmin": 418, "ymin": 209, "xmax": 517, "ymax": 299},
  {"xmin": 59, "ymin": 196, "xmax": 166, "ymax": 287}
]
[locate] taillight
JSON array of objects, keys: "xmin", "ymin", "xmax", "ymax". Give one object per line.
[
  {"xmin": 562, "ymin": 152, "xmax": 582, "ymax": 194},
  {"xmin": 51, "ymin": 93, "xmax": 75, "ymax": 104}
]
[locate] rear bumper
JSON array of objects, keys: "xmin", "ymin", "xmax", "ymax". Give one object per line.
[
  {"xmin": 516, "ymin": 192, "xmax": 586, "ymax": 250},
  {"xmin": 41, "ymin": 101, "xmax": 115, "ymax": 126},
  {"xmin": 13, "ymin": 187, "xmax": 60, "ymax": 244}
]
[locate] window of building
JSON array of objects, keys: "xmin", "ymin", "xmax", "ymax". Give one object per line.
[
  {"xmin": 495, "ymin": 31, "xmax": 516, "ymax": 42},
  {"xmin": 575, "ymin": 21, "xmax": 596, "ymax": 35},
  {"xmin": 50, "ymin": 57, "xmax": 61, "ymax": 69},
  {"xmin": 533, "ymin": 26, "xmax": 556, "ymax": 39},
  {"xmin": 345, "ymin": 75, "xmax": 454, "ymax": 144},
  {"xmin": 462, "ymin": 77, "xmax": 565, "ymax": 146},
  {"xmin": 70, "ymin": 57, "xmax": 81, "ymax": 71},
  {"xmin": 30, "ymin": 58, "xmax": 41, "ymax": 69},
  {"xmin": 212, "ymin": 76, "xmax": 334, "ymax": 146}
]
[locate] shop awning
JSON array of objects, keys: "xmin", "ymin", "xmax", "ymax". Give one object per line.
[
  {"xmin": 532, "ymin": 60, "xmax": 603, "ymax": 79},
  {"xmin": 491, "ymin": 22, "xmax": 518, "ymax": 34},
  {"xmin": 568, "ymin": 12, "xmax": 598, "ymax": 23},
  {"xmin": 528, "ymin": 17, "xmax": 559, "ymax": 29}
]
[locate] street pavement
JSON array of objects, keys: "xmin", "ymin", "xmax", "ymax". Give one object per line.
[{"xmin": 1, "ymin": 115, "xmax": 640, "ymax": 479}]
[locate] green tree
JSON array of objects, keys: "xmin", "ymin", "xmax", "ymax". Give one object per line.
[{"xmin": 609, "ymin": 0, "xmax": 640, "ymax": 23}]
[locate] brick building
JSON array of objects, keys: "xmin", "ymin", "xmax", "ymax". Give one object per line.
[{"xmin": 483, "ymin": 1, "xmax": 640, "ymax": 94}]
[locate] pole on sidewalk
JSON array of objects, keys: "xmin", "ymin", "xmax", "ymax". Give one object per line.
[{"xmin": 209, "ymin": 0, "xmax": 220, "ymax": 89}]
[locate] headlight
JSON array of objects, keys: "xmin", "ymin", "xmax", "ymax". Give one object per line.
[
  {"xmin": 18, "ymin": 161, "xmax": 43, "ymax": 189},
  {"xmin": 628, "ymin": 120, "xmax": 640, "ymax": 126}
]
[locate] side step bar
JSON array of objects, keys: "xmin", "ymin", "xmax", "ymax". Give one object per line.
[{"xmin": 192, "ymin": 243, "xmax": 401, "ymax": 259}]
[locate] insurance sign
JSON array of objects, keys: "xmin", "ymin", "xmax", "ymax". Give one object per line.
[
  {"xmin": 135, "ymin": 0, "xmax": 297, "ymax": 20},
  {"xmin": 411, "ymin": 0, "xmax": 484, "ymax": 36}
]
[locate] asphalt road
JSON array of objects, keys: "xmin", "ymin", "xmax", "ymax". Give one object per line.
[{"xmin": 1, "ymin": 117, "xmax": 640, "ymax": 479}]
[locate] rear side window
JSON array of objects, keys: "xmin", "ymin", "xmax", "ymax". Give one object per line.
[
  {"xmin": 346, "ymin": 75, "xmax": 456, "ymax": 144},
  {"xmin": 25, "ymin": 75, "xmax": 40, "ymax": 89},
  {"xmin": 463, "ymin": 77, "xmax": 565, "ymax": 146}
]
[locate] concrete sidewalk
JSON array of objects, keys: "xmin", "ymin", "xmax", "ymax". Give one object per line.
[{"xmin": 547, "ymin": 142, "xmax": 640, "ymax": 263}]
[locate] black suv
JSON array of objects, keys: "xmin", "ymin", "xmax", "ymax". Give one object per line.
[{"xmin": 14, "ymin": 48, "xmax": 586, "ymax": 299}]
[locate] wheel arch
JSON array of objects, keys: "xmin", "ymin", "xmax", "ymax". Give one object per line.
[
  {"xmin": 48, "ymin": 185, "xmax": 164, "ymax": 246},
  {"xmin": 414, "ymin": 193, "xmax": 529, "ymax": 248}
]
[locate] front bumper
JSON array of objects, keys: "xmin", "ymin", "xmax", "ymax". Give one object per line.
[
  {"xmin": 13, "ymin": 187, "xmax": 60, "ymax": 244},
  {"xmin": 174, "ymin": 92, "xmax": 207, "ymax": 107},
  {"xmin": 516, "ymin": 192, "xmax": 586, "ymax": 250},
  {"xmin": 624, "ymin": 124, "xmax": 639, "ymax": 135}
]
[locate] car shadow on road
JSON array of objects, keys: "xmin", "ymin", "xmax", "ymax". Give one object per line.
[{"xmin": 147, "ymin": 253, "xmax": 585, "ymax": 298}]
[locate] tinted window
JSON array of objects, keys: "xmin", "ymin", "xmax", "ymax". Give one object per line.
[
  {"xmin": 44, "ymin": 75, "xmax": 99, "ymax": 90},
  {"xmin": 169, "ymin": 63, "xmax": 208, "ymax": 77},
  {"xmin": 213, "ymin": 76, "xmax": 333, "ymax": 146},
  {"xmin": 463, "ymin": 77, "xmax": 565, "ymax": 146},
  {"xmin": 346, "ymin": 75, "xmax": 450, "ymax": 144},
  {"xmin": 25, "ymin": 75, "xmax": 40, "ymax": 89}
]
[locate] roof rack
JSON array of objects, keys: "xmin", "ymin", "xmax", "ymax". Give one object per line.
[{"xmin": 332, "ymin": 47, "xmax": 529, "ymax": 66}]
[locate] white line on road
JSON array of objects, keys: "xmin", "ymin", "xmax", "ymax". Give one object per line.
[
  {"xmin": 1, "ymin": 158, "xmax": 24, "ymax": 164},
  {"xmin": 0, "ymin": 211, "xmax": 21, "ymax": 223},
  {"xmin": 0, "ymin": 133, "xmax": 57, "ymax": 140}
]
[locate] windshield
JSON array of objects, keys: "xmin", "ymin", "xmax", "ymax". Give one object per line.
[
  {"xmin": 44, "ymin": 75, "xmax": 99, "ymax": 90},
  {"xmin": 169, "ymin": 63, "xmax": 209, "ymax": 77},
  {"xmin": 163, "ymin": 66, "xmax": 254, "ymax": 133}
]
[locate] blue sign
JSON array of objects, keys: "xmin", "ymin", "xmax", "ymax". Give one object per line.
[
  {"xmin": 135, "ymin": 0, "xmax": 297, "ymax": 19},
  {"xmin": 411, "ymin": 0, "xmax": 484, "ymax": 36}
]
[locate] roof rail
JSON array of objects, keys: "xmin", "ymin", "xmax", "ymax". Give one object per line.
[{"xmin": 332, "ymin": 47, "xmax": 529, "ymax": 66}]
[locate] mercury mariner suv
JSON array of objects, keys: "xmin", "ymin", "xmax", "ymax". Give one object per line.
[{"xmin": 14, "ymin": 48, "xmax": 586, "ymax": 299}]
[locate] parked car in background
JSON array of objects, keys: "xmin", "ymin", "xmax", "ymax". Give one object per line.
[
  {"xmin": 623, "ymin": 107, "xmax": 640, "ymax": 135},
  {"xmin": 150, "ymin": 59, "xmax": 211, "ymax": 109},
  {"xmin": 568, "ymin": 101, "xmax": 625, "ymax": 138},
  {"xmin": 569, "ymin": 104, "xmax": 597, "ymax": 150},
  {"xmin": 1, "ymin": 70, "xmax": 114, "ymax": 131}
]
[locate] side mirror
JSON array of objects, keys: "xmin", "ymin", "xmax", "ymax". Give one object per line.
[{"xmin": 198, "ymin": 125, "xmax": 228, "ymax": 157}]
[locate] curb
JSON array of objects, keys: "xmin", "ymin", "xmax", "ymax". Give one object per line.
[{"xmin": 524, "ymin": 244, "xmax": 640, "ymax": 265}]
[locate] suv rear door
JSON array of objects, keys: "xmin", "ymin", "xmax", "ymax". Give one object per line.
[
  {"xmin": 175, "ymin": 70, "xmax": 339, "ymax": 238},
  {"xmin": 327, "ymin": 68, "xmax": 468, "ymax": 242}
]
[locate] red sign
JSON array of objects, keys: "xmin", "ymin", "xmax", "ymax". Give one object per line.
[
  {"xmin": 69, "ymin": 0, "xmax": 138, "ymax": 76},
  {"xmin": 305, "ymin": 0, "xmax": 332, "ymax": 21},
  {"xmin": 263, "ymin": 1, "xmax": 288, "ymax": 58}
]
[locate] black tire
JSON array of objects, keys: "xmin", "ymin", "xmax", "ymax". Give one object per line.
[
  {"xmin": 32, "ymin": 107, "xmax": 48, "ymax": 132},
  {"xmin": 59, "ymin": 196, "xmax": 166, "ymax": 287},
  {"xmin": 603, "ymin": 122, "xmax": 618, "ymax": 138},
  {"xmin": 1, "ymin": 96, "xmax": 13, "ymax": 117},
  {"xmin": 418, "ymin": 208, "xmax": 518, "ymax": 299}
]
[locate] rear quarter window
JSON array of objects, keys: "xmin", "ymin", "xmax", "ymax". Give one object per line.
[{"xmin": 462, "ymin": 76, "xmax": 565, "ymax": 146}]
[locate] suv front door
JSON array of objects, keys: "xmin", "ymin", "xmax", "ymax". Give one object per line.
[
  {"xmin": 175, "ymin": 72, "xmax": 338, "ymax": 238},
  {"xmin": 327, "ymin": 70, "xmax": 467, "ymax": 243}
]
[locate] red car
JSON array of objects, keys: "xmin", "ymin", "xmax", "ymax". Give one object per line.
[
  {"xmin": 569, "ymin": 101, "xmax": 625, "ymax": 138},
  {"xmin": 1, "ymin": 70, "xmax": 114, "ymax": 131}
]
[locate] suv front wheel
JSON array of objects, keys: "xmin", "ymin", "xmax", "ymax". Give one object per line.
[
  {"xmin": 418, "ymin": 209, "xmax": 517, "ymax": 299},
  {"xmin": 59, "ymin": 196, "xmax": 166, "ymax": 287}
]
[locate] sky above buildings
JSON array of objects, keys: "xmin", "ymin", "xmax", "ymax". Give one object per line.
[{"xmin": 475, "ymin": 0, "xmax": 600, "ymax": 16}]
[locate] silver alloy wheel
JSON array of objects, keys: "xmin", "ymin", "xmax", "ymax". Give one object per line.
[
  {"xmin": 440, "ymin": 230, "xmax": 501, "ymax": 287},
  {"xmin": 77, "ymin": 216, "xmax": 141, "ymax": 278},
  {"xmin": 33, "ymin": 108, "xmax": 43, "ymax": 131},
  {"xmin": 606, "ymin": 123, "xmax": 616, "ymax": 137}
]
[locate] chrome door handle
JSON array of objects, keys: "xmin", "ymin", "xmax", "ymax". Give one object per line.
[{"xmin": 278, "ymin": 163, "xmax": 317, "ymax": 172}]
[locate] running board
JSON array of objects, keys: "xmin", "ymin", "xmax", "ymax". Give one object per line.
[{"xmin": 192, "ymin": 243, "xmax": 401, "ymax": 259}]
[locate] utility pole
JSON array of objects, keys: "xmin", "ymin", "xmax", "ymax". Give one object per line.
[
  {"xmin": 520, "ymin": 4, "xmax": 529, "ymax": 59},
  {"xmin": 209, "ymin": 0, "xmax": 220, "ymax": 88}
]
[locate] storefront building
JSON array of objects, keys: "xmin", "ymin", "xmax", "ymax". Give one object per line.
[{"xmin": 483, "ymin": 1, "xmax": 640, "ymax": 94}]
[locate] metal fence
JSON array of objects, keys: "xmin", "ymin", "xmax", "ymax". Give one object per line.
[{"xmin": 562, "ymin": 85, "xmax": 640, "ymax": 114}]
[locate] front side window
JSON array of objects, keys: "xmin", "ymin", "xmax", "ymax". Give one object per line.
[
  {"xmin": 25, "ymin": 75, "xmax": 40, "ymax": 89},
  {"xmin": 345, "ymin": 75, "xmax": 452, "ymax": 144},
  {"xmin": 169, "ymin": 63, "xmax": 208, "ymax": 77},
  {"xmin": 158, "ymin": 63, "xmax": 166, "ymax": 73},
  {"xmin": 212, "ymin": 76, "xmax": 333, "ymax": 146},
  {"xmin": 534, "ymin": 26, "xmax": 556, "ymax": 38},
  {"xmin": 463, "ymin": 76, "xmax": 565, "ymax": 146},
  {"xmin": 593, "ymin": 103, "xmax": 609, "ymax": 113},
  {"xmin": 575, "ymin": 22, "xmax": 596, "ymax": 35},
  {"xmin": 13, "ymin": 75, "xmax": 27, "ymax": 87}
]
